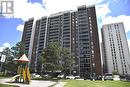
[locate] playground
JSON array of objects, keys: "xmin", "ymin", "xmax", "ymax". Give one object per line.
[
  {"xmin": 0, "ymin": 54, "xmax": 56, "ymax": 87},
  {"xmin": 9, "ymin": 54, "xmax": 31, "ymax": 84}
]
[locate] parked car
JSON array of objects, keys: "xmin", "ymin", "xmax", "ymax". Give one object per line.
[
  {"xmin": 66, "ymin": 75, "xmax": 75, "ymax": 79},
  {"xmin": 113, "ymin": 75, "xmax": 120, "ymax": 81},
  {"xmin": 43, "ymin": 74, "xmax": 49, "ymax": 77},
  {"xmin": 120, "ymin": 75, "xmax": 126, "ymax": 80},
  {"xmin": 74, "ymin": 76, "xmax": 80, "ymax": 79},
  {"xmin": 126, "ymin": 75, "xmax": 130, "ymax": 81},
  {"xmin": 31, "ymin": 73, "xmax": 41, "ymax": 78},
  {"xmin": 42, "ymin": 74, "xmax": 51, "ymax": 78},
  {"xmin": 92, "ymin": 75, "xmax": 102, "ymax": 80},
  {"xmin": 104, "ymin": 73, "xmax": 113, "ymax": 80},
  {"xmin": 57, "ymin": 74, "xmax": 64, "ymax": 78}
]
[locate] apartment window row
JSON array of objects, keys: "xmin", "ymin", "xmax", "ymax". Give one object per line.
[{"xmin": 80, "ymin": 64, "xmax": 90, "ymax": 67}]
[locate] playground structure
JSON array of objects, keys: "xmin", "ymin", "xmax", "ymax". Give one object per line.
[{"xmin": 10, "ymin": 54, "xmax": 31, "ymax": 84}]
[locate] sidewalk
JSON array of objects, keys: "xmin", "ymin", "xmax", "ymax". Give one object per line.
[
  {"xmin": 53, "ymin": 81, "xmax": 66, "ymax": 87},
  {"xmin": 0, "ymin": 78, "xmax": 56, "ymax": 87}
]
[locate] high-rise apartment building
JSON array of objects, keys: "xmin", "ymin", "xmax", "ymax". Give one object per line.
[
  {"xmin": 102, "ymin": 22, "xmax": 130, "ymax": 75},
  {"xmin": 78, "ymin": 5, "xmax": 101, "ymax": 77},
  {"xmin": 30, "ymin": 17, "xmax": 47, "ymax": 72},
  {"xmin": 22, "ymin": 18, "xmax": 34, "ymax": 57},
  {"xmin": 46, "ymin": 13, "xmax": 62, "ymax": 45},
  {"xmin": 22, "ymin": 5, "xmax": 102, "ymax": 77}
]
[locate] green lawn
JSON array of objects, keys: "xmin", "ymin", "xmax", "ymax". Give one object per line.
[
  {"xmin": 0, "ymin": 84, "xmax": 16, "ymax": 87},
  {"xmin": 64, "ymin": 80, "xmax": 130, "ymax": 87}
]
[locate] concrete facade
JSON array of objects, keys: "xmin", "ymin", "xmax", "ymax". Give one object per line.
[{"xmin": 102, "ymin": 22, "xmax": 130, "ymax": 75}]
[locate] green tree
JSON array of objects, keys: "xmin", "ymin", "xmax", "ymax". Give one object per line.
[
  {"xmin": 2, "ymin": 47, "xmax": 12, "ymax": 61},
  {"xmin": 40, "ymin": 42, "xmax": 74, "ymax": 77},
  {"xmin": 1, "ymin": 42, "xmax": 26, "ymax": 75},
  {"xmin": 2, "ymin": 47, "xmax": 16, "ymax": 75},
  {"xmin": 61, "ymin": 48, "xmax": 74, "ymax": 77},
  {"xmin": 11, "ymin": 41, "xmax": 26, "ymax": 59},
  {"xmin": 41, "ymin": 42, "xmax": 62, "ymax": 73}
]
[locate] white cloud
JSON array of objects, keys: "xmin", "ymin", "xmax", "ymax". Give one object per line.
[
  {"xmin": 3, "ymin": 0, "xmax": 104, "ymax": 21},
  {"xmin": 3, "ymin": 43, "xmax": 11, "ymax": 47},
  {"xmin": 94, "ymin": 2, "xmax": 111, "ymax": 42},
  {"xmin": 1, "ymin": 0, "xmax": 106, "ymax": 34},
  {"xmin": 0, "ymin": 42, "xmax": 11, "ymax": 52},
  {"xmin": 17, "ymin": 24, "xmax": 24, "ymax": 32},
  {"xmin": 2, "ymin": 0, "xmax": 48, "ymax": 32},
  {"xmin": 102, "ymin": 15, "xmax": 130, "ymax": 33},
  {"xmin": 96, "ymin": 3, "xmax": 111, "ymax": 18},
  {"xmin": 95, "ymin": 3, "xmax": 130, "ymax": 45},
  {"xmin": 3, "ymin": 0, "xmax": 47, "ymax": 21},
  {"xmin": 1, "ymin": 0, "xmax": 106, "ymax": 21},
  {"xmin": 8, "ymin": 0, "xmax": 104, "ymax": 32},
  {"xmin": 96, "ymin": 3, "xmax": 111, "ymax": 29},
  {"xmin": 44, "ymin": 0, "xmax": 104, "ymax": 15}
]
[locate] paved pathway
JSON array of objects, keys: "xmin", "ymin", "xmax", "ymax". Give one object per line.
[
  {"xmin": 0, "ymin": 78, "xmax": 56, "ymax": 87},
  {"xmin": 53, "ymin": 82, "xmax": 66, "ymax": 87}
]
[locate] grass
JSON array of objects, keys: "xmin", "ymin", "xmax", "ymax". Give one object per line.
[
  {"xmin": 0, "ymin": 84, "xmax": 17, "ymax": 87},
  {"xmin": 64, "ymin": 80, "xmax": 130, "ymax": 87}
]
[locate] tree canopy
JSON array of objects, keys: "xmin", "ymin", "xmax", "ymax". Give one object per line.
[
  {"xmin": 0, "ymin": 41, "xmax": 26, "ymax": 75},
  {"xmin": 40, "ymin": 42, "xmax": 74, "ymax": 75},
  {"xmin": 41, "ymin": 42, "xmax": 62, "ymax": 72}
]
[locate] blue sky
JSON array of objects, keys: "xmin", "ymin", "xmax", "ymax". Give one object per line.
[
  {"xmin": 0, "ymin": 0, "xmax": 130, "ymax": 51},
  {"xmin": 0, "ymin": 18, "xmax": 23, "ymax": 45},
  {"xmin": 107, "ymin": 0, "xmax": 130, "ymax": 16}
]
